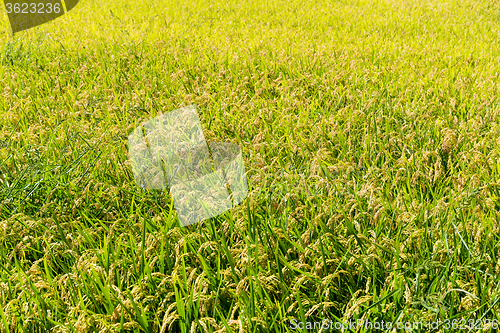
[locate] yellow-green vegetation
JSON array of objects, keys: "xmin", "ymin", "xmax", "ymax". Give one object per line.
[{"xmin": 1, "ymin": 0, "xmax": 500, "ymax": 331}]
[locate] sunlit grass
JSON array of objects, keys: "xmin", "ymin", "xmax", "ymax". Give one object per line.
[{"xmin": 0, "ymin": 0, "xmax": 500, "ymax": 331}]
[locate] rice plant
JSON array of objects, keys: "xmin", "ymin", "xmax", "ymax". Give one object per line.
[{"xmin": 1, "ymin": 0, "xmax": 500, "ymax": 331}]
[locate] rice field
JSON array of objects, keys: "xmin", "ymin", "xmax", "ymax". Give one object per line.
[{"xmin": 1, "ymin": 0, "xmax": 500, "ymax": 331}]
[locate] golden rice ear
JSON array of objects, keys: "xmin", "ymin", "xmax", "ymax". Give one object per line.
[{"xmin": 4, "ymin": 0, "xmax": 79, "ymax": 34}]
